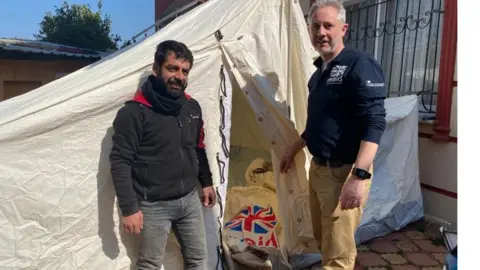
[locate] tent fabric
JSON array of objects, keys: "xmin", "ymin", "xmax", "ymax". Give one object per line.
[
  {"xmin": 0, "ymin": 0, "xmax": 423, "ymax": 269},
  {"xmin": 0, "ymin": 1, "xmax": 315, "ymax": 268}
]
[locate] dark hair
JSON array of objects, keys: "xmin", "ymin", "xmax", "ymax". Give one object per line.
[{"xmin": 154, "ymin": 40, "xmax": 194, "ymax": 68}]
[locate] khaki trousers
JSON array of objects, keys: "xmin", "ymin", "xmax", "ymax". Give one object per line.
[{"xmin": 308, "ymin": 160, "xmax": 372, "ymax": 270}]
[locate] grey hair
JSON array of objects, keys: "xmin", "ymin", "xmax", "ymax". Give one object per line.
[{"xmin": 307, "ymin": 0, "xmax": 347, "ymax": 25}]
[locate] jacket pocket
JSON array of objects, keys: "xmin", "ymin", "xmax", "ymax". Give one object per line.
[
  {"xmin": 132, "ymin": 163, "xmax": 147, "ymax": 182},
  {"xmin": 330, "ymin": 164, "xmax": 353, "ymax": 182}
]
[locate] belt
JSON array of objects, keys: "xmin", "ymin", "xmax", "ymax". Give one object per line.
[{"xmin": 312, "ymin": 156, "xmax": 344, "ymax": 168}]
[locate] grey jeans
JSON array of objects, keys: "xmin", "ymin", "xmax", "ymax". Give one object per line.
[{"xmin": 136, "ymin": 189, "xmax": 207, "ymax": 270}]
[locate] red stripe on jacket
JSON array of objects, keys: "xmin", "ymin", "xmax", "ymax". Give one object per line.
[
  {"xmin": 132, "ymin": 90, "xmax": 152, "ymax": 107},
  {"xmin": 131, "ymin": 90, "xmax": 204, "ymax": 149},
  {"xmin": 131, "ymin": 89, "xmax": 192, "ymax": 106},
  {"xmin": 197, "ymin": 120, "xmax": 206, "ymax": 149}
]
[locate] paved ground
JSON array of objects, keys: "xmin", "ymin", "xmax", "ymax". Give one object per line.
[{"xmin": 354, "ymin": 220, "xmax": 447, "ymax": 270}]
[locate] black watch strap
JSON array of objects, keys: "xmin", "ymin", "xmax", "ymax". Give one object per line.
[{"xmin": 351, "ymin": 168, "xmax": 372, "ymax": 180}]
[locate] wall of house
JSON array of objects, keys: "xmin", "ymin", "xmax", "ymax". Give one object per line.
[
  {"xmin": 418, "ymin": 51, "xmax": 457, "ymax": 225},
  {"xmin": 155, "ymin": 0, "xmax": 176, "ymax": 22},
  {"xmin": 0, "ymin": 59, "xmax": 92, "ymax": 101},
  {"xmin": 419, "ymin": 139, "xmax": 457, "ymax": 223}
]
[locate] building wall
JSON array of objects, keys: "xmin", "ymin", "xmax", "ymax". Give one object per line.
[
  {"xmin": 155, "ymin": 0, "xmax": 176, "ymax": 22},
  {"xmin": 0, "ymin": 59, "xmax": 92, "ymax": 101},
  {"xmin": 154, "ymin": 0, "xmax": 201, "ymax": 28},
  {"xmin": 419, "ymin": 139, "xmax": 457, "ymax": 223},
  {"xmin": 418, "ymin": 48, "xmax": 457, "ymax": 224}
]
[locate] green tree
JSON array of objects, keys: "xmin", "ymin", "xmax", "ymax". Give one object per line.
[
  {"xmin": 120, "ymin": 39, "xmax": 133, "ymax": 49},
  {"xmin": 35, "ymin": 0, "xmax": 122, "ymax": 51}
]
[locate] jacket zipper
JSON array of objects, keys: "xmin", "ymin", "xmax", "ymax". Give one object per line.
[{"xmin": 177, "ymin": 116, "xmax": 185, "ymax": 195}]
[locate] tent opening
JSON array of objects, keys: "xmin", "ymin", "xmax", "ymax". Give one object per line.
[{"xmin": 222, "ymin": 72, "xmax": 285, "ymax": 254}]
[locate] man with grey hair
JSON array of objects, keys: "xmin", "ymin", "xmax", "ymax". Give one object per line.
[{"xmin": 281, "ymin": 0, "xmax": 387, "ymax": 269}]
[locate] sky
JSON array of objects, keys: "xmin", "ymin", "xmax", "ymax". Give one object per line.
[{"xmin": 0, "ymin": 0, "xmax": 154, "ymax": 44}]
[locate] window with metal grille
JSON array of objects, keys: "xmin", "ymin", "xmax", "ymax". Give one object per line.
[{"xmin": 344, "ymin": 0, "xmax": 444, "ymax": 116}]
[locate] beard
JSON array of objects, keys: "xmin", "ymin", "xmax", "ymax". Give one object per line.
[
  {"xmin": 156, "ymin": 76, "xmax": 187, "ymax": 99},
  {"xmin": 310, "ymin": 33, "xmax": 342, "ymax": 56},
  {"xmin": 316, "ymin": 39, "xmax": 336, "ymax": 55}
]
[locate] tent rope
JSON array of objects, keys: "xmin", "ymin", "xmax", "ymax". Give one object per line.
[
  {"xmin": 215, "ymin": 64, "xmax": 228, "ymax": 269},
  {"xmin": 219, "ymin": 65, "xmax": 230, "ymax": 158}
]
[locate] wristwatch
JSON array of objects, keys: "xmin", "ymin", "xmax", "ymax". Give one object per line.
[{"xmin": 351, "ymin": 168, "xmax": 372, "ymax": 180}]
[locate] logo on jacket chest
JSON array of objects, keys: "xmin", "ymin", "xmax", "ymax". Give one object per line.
[{"xmin": 326, "ymin": 65, "xmax": 347, "ymax": 85}]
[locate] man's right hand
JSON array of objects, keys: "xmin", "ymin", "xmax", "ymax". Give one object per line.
[
  {"xmin": 280, "ymin": 137, "xmax": 307, "ymax": 174},
  {"xmin": 122, "ymin": 210, "xmax": 143, "ymax": 235},
  {"xmin": 280, "ymin": 151, "xmax": 295, "ymax": 173}
]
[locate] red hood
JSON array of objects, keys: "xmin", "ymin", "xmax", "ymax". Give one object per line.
[{"xmin": 131, "ymin": 89, "xmax": 191, "ymax": 108}]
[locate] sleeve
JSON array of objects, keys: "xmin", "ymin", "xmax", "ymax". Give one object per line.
[
  {"xmin": 109, "ymin": 105, "xmax": 143, "ymax": 216},
  {"xmin": 349, "ymin": 55, "xmax": 387, "ymax": 144},
  {"xmin": 196, "ymin": 109, "xmax": 213, "ymax": 188}
]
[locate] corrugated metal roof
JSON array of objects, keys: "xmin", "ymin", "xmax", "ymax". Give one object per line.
[{"xmin": 0, "ymin": 38, "xmax": 111, "ymax": 59}]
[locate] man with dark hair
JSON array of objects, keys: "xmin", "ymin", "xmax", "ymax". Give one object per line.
[{"xmin": 109, "ymin": 40, "xmax": 215, "ymax": 269}]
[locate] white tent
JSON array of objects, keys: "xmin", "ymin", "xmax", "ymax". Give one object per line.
[{"xmin": 0, "ymin": 0, "xmax": 423, "ymax": 269}]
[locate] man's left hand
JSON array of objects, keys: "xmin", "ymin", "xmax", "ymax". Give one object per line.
[
  {"xmin": 201, "ymin": 186, "xmax": 216, "ymax": 208},
  {"xmin": 339, "ymin": 176, "xmax": 365, "ymax": 210}
]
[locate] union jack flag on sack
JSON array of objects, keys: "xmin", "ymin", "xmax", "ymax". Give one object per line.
[{"xmin": 224, "ymin": 204, "xmax": 279, "ymax": 248}]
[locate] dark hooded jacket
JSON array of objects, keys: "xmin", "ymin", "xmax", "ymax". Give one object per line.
[{"xmin": 109, "ymin": 75, "xmax": 213, "ymax": 216}]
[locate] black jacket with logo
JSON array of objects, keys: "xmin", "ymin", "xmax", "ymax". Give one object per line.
[
  {"xmin": 301, "ymin": 47, "xmax": 387, "ymax": 163},
  {"xmin": 109, "ymin": 81, "xmax": 213, "ymax": 216}
]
